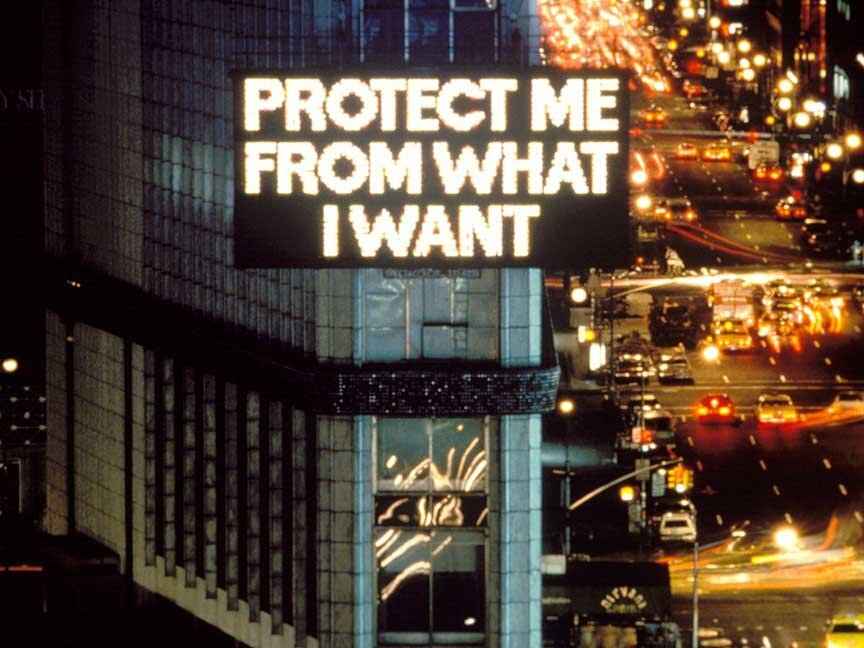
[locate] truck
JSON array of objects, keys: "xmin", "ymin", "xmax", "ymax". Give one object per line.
[
  {"xmin": 543, "ymin": 560, "xmax": 683, "ymax": 648},
  {"xmin": 709, "ymin": 280, "xmax": 756, "ymax": 328}
]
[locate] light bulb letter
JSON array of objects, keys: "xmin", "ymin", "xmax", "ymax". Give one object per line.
[
  {"xmin": 544, "ymin": 142, "xmax": 589, "ymax": 195},
  {"xmin": 244, "ymin": 141, "xmax": 277, "ymax": 194},
  {"xmin": 433, "ymin": 142, "xmax": 502, "ymax": 194},
  {"xmin": 276, "ymin": 142, "xmax": 319, "ymax": 194},
  {"xmin": 502, "ymin": 142, "xmax": 544, "ymax": 194},
  {"xmin": 413, "ymin": 205, "xmax": 459, "ymax": 257},
  {"xmin": 580, "ymin": 141, "xmax": 619, "ymax": 193},
  {"xmin": 530, "ymin": 78, "xmax": 584, "ymax": 131},
  {"xmin": 369, "ymin": 142, "xmax": 423, "ymax": 194},
  {"xmin": 318, "ymin": 142, "xmax": 370, "ymax": 194},
  {"xmin": 503, "ymin": 205, "xmax": 541, "ymax": 257},
  {"xmin": 480, "ymin": 78, "xmax": 518, "ymax": 131},
  {"xmin": 325, "ymin": 78, "xmax": 378, "ymax": 131},
  {"xmin": 349, "ymin": 205, "xmax": 419, "ymax": 257},
  {"xmin": 459, "ymin": 205, "xmax": 503, "ymax": 257},
  {"xmin": 323, "ymin": 205, "xmax": 339, "ymax": 257},
  {"xmin": 370, "ymin": 78, "xmax": 407, "ymax": 131},
  {"xmin": 244, "ymin": 78, "xmax": 285, "ymax": 132},
  {"xmin": 284, "ymin": 78, "xmax": 327, "ymax": 131},
  {"xmin": 407, "ymin": 79, "xmax": 440, "ymax": 132},
  {"xmin": 586, "ymin": 78, "xmax": 620, "ymax": 131},
  {"xmin": 438, "ymin": 79, "xmax": 486, "ymax": 131}
]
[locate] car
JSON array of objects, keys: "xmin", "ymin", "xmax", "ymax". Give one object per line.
[
  {"xmin": 682, "ymin": 79, "xmax": 707, "ymax": 99},
  {"xmin": 755, "ymin": 393, "xmax": 799, "ymax": 426},
  {"xmin": 642, "ymin": 409, "xmax": 676, "ymax": 444},
  {"xmin": 713, "ymin": 319, "xmax": 754, "ymax": 353},
  {"xmin": 639, "ymin": 105, "xmax": 668, "ymax": 126},
  {"xmin": 702, "ymin": 143, "xmax": 732, "ymax": 162},
  {"xmin": 775, "ymin": 195, "xmax": 809, "ymax": 220},
  {"xmin": 657, "ymin": 354, "xmax": 694, "ymax": 384},
  {"xmin": 753, "ymin": 164, "xmax": 785, "ymax": 183},
  {"xmin": 695, "ymin": 393, "xmax": 738, "ymax": 425},
  {"xmin": 666, "ymin": 197, "xmax": 699, "ymax": 222},
  {"xmin": 799, "ymin": 219, "xmax": 857, "ymax": 259},
  {"xmin": 675, "ymin": 142, "xmax": 699, "ymax": 160},
  {"xmin": 824, "ymin": 615, "xmax": 864, "ymax": 648},
  {"xmin": 614, "ymin": 354, "xmax": 655, "ymax": 384},
  {"xmin": 622, "ymin": 392, "xmax": 663, "ymax": 416},
  {"xmin": 830, "ymin": 391, "xmax": 864, "ymax": 409},
  {"xmin": 658, "ymin": 510, "xmax": 696, "ymax": 543}
]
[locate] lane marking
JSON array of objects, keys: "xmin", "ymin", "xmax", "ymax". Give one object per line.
[
  {"xmin": 839, "ymin": 483, "xmax": 848, "ymax": 496},
  {"xmin": 823, "ymin": 458, "xmax": 832, "ymax": 469},
  {"xmin": 759, "ymin": 459, "xmax": 767, "ymax": 471}
]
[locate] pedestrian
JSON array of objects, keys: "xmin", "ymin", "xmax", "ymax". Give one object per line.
[{"xmin": 852, "ymin": 240, "xmax": 863, "ymax": 266}]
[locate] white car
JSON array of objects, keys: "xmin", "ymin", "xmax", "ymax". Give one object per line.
[
  {"xmin": 831, "ymin": 391, "xmax": 864, "ymax": 409},
  {"xmin": 658, "ymin": 510, "xmax": 696, "ymax": 543}
]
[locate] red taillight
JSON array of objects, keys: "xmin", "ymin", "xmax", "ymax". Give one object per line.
[
  {"xmin": 697, "ymin": 406, "xmax": 709, "ymax": 416},
  {"xmin": 718, "ymin": 406, "xmax": 731, "ymax": 416}
]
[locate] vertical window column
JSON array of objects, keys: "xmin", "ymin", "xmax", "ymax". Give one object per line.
[
  {"xmin": 203, "ymin": 373, "xmax": 218, "ymax": 598},
  {"xmin": 182, "ymin": 367, "xmax": 197, "ymax": 587},
  {"xmin": 162, "ymin": 357, "xmax": 177, "ymax": 576},
  {"xmin": 267, "ymin": 400, "xmax": 284, "ymax": 633},
  {"xmin": 225, "ymin": 382, "xmax": 240, "ymax": 611},
  {"xmin": 144, "ymin": 350, "xmax": 157, "ymax": 567},
  {"xmin": 246, "ymin": 391, "xmax": 261, "ymax": 622}
]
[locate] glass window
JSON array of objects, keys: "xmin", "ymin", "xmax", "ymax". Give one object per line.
[
  {"xmin": 364, "ymin": 0, "xmax": 405, "ymax": 63},
  {"xmin": 375, "ymin": 418, "xmax": 489, "ymax": 645},
  {"xmin": 363, "ymin": 0, "xmax": 495, "ymax": 63}
]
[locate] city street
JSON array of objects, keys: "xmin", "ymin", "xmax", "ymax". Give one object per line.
[{"xmin": 550, "ymin": 33, "xmax": 864, "ymax": 646}]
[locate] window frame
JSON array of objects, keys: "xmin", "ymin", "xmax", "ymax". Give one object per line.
[{"xmin": 372, "ymin": 416, "xmax": 491, "ymax": 645}]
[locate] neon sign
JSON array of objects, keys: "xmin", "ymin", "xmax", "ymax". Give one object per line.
[{"xmin": 233, "ymin": 70, "xmax": 629, "ymax": 268}]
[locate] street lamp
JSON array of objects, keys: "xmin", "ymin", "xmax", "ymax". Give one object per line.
[
  {"xmin": 773, "ymin": 525, "xmax": 800, "ymax": 552},
  {"xmin": 852, "ymin": 168, "xmax": 864, "ymax": 184},
  {"xmin": 777, "ymin": 78, "xmax": 795, "ymax": 94},
  {"xmin": 826, "ymin": 142, "xmax": 845, "ymax": 160},
  {"xmin": 753, "ymin": 53, "xmax": 767, "ymax": 68},
  {"xmin": 776, "ymin": 96, "xmax": 793, "ymax": 112},
  {"xmin": 846, "ymin": 132, "xmax": 862, "ymax": 151},
  {"xmin": 792, "ymin": 111, "xmax": 812, "ymax": 129},
  {"xmin": 1, "ymin": 358, "xmax": 18, "ymax": 374},
  {"xmin": 736, "ymin": 39, "xmax": 751, "ymax": 54}
]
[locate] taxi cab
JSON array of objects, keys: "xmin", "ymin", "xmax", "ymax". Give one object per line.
[
  {"xmin": 702, "ymin": 143, "xmax": 732, "ymax": 162},
  {"xmin": 713, "ymin": 320, "xmax": 754, "ymax": 352},
  {"xmin": 675, "ymin": 142, "xmax": 699, "ymax": 160},
  {"xmin": 825, "ymin": 615, "xmax": 864, "ymax": 648},
  {"xmin": 753, "ymin": 164, "xmax": 785, "ymax": 183},
  {"xmin": 639, "ymin": 105, "xmax": 668, "ymax": 126},
  {"xmin": 755, "ymin": 393, "xmax": 799, "ymax": 426}
]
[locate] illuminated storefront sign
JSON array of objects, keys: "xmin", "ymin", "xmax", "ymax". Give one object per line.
[{"xmin": 233, "ymin": 70, "xmax": 629, "ymax": 268}]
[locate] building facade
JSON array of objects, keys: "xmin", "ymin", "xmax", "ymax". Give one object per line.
[{"xmin": 40, "ymin": 1, "xmax": 557, "ymax": 647}]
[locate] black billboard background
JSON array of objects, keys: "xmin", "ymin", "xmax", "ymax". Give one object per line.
[{"xmin": 233, "ymin": 69, "xmax": 630, "ymax": 271}]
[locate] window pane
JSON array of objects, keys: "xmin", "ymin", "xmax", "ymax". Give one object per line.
[
  {"xmin": 432, "ymin": 531, "xmax": 485, "ymax": 633},
  {"xmin": 377, "ymin": 419, "xmax": 430, "ymax": 491},
  {"xmin": 376, "ymin": 495, "xmax": 429, "ymax": 526},
  {"xmin": 430, "ymin": 494, "xmax": 488, "ymax": 526},
  {"xmin": 409, "ymin": 0, "xmax": 449, "ymax": 63},
  {"xmin": 454, "ymin": 12, "xmax": 495, "ymax": 63},
  {"xmin": 364, "ymin": 0, "xmax": 405, "ymax": 63},
  {"xmin": 377, "ymin": 529, "xmax": 431, "ymax": 633},
  {"xmin": 431, "ymin": 418, "xmax": 486, "ymax": 491}
]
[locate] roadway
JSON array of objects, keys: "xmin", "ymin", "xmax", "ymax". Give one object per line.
[{"xmin": 548, "ymin": 86, "xmax": 864, "ymax": 647}]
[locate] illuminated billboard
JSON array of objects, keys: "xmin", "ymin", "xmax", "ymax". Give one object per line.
[{"xmin": 233, "ymin": 70, "xmax": 630, "ymax": 269}]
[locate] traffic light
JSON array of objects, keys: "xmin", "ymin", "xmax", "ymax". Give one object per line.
[{"xmin": 666, "ymin": 465, "xmax": 694, "ymax": 493}]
